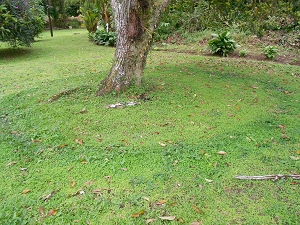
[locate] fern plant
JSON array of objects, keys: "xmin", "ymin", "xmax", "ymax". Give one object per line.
[{"xmin": 208, "ymin": 31, "xmax": 237, "ymax": 57}]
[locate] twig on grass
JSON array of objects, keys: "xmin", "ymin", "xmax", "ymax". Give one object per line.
[{"xmin": 234, "ymin": 174, "xmax": 300, "ymax": 182}]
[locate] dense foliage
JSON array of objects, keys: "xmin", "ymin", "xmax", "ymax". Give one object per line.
[
  {"xmin": 90, "ymin": 29, "xmax": 116, "ymax": 46},
  {"xmin": 157, "ymin": 0, "xmax": 300, "ymax": 40},
  {"xmin": 208, "ymin": 31, "xmax": 237, "ymax": 56},
  {"xmin": 0, "ymin": 0, "xmax": 45, "ymax": 47}
]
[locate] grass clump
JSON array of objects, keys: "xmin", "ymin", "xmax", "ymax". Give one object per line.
[{"xmin": 1, "ymin": 29, "xmax": 300, "ymax": 224}]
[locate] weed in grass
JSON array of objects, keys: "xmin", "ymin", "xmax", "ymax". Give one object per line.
[{"xmin": 1, "ymin": 29, "xmax": 300, "ymax": 224}]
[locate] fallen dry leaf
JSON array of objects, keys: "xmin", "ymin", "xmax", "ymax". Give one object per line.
[
  {"xmin": 146, "ymin": 218, "xmax": 157, "ymax": 224},
  {"xmin": 159, "ymin": 216, "xmax": 176, "ymax": 221},
  {"xmin": 80, "ymin": 108, "xmax": 87, "ymax": 114},
  {"xmin": 75, "ymin": 139, "xmax": 83, "ymax": 145},
  {"xmin": 47, "ymin": 209, "xmax": 58, "ymax": 216},
  {"xmin": 121, "ymin": 168, "xmax": 128, "ymax": 171},
  {"xmin": 142, "ymin": 196, "xmax": 150, "ymax": 201},
  {"xmin": 132, "ymin": 209, "xmax": 145, "ymax": 218},
  {"xmin": 58, "ymin": 144, "xmax": 68, "ymax": 149},
  {"xmin": 6, "ymin": 161, "xmax": 17, "ymax": 166},
  {"xmin": 85, "ymin": 180, "xmax": 95, "ymax": 186},
  {"xmin": 39, "ymin": 207, "xmax": 45, "ymax": 215},
  {"xmin": 178, "ymin": 218, "xmax": 184, "ymax": 223},
  {"xmin": 218, "ymin": 151, "xmax": 227, "ymax": 155},
  {"xmin": 191, "ymin": 222, "xmax": 200, "ymax": 225},
  {"xmin": 92, "ymin": 189, "xmax": 102, "ymax": 195},
  {"xmin": 31, "ymin": 138, "xmax": 42, "ymax": 143},
  {"xmin": 22, "ymin": 189, "xmax": 31, "ymax": 194},
  {"xmin": 159, "ymin": 142, "xmax": 166, "ymax": 147},
  {"xmin": 156, "ymin": 199, "xmax": 167, "ymax": 205},
  {"xmin": 70, "ymin": 180, "xmax": 75, "ymax": 187},
  {"xmin": 192, "ymin": 205, "xmax": 203, "ymax": 214},
  {"xmin": 205, "ymin": 178, "xmax": 213, "ymax": 183},
  {"xmin": 290, "ymin": 156, "xmax": 300, "ymax": 160}
]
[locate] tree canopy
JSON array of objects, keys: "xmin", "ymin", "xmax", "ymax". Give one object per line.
[{"xmin": 0, "ymin": 0, "xmax": 45, "ymax": 47}]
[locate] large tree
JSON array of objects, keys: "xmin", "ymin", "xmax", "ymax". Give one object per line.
[{"xmin": 96, "ymin": 0, "xmax": 171, "ymax": 96}]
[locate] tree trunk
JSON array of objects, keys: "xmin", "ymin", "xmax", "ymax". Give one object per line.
[{"xmin": 96, "ymin": 0, "xmax": 171, "ymax": 96}]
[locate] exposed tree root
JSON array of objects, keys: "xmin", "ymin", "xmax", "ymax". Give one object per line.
[{"xmin": 47, "ymin": 86, "xmax": 88, "ymax": 103}]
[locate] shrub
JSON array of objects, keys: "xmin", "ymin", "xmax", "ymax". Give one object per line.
[
  {"xmin": 208, "ymin": 31, "xmax": 237, "ymax": 57},
  {"xmin": 92, "ymin": 29, "xmax": 116, "ymax": 47},
  {"xmin": 0, "ymin": 0, "xmax": 45, "ymax": 47},
  {"xmin": 264, "ymin": 45, "xmax": 278, "ymax": 60},
  {"xmin": 239, "ymin": 49, "xmax": 248, "ymax": 57},
  {"xmin": 80, "ymin": 2, "xmax": 99, "ymax": 33}
]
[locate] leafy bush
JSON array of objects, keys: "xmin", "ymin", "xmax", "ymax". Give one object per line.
[
  {"xmin": 159, "ymin": 0, "xmax": 299, "ymax": 40},
  {"xmin": 154, "ymin": 22, "xmax": 171, "ymax": 41},
  {"xmin": 92, "ymin": 30, "xmax": 116, "ymax": 47},
  {"xmin": 0, "ymin": 0, "xmax": 45, "ymax": 47},
  {"xmin": 239, "ymin": 49, "xmax": 248, "ymax": 57},
  {"xmin": 208, "ymin": 31, "xmax": 237, "ymax": 56},
  {"xmin": 264, "ymin": 46, "xmax": 278, "ymax": 60}
]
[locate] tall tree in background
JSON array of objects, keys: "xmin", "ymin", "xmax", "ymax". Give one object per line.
[{"xmin": 96, "ymin": 0, "xmax": 171, "ymax": 96}]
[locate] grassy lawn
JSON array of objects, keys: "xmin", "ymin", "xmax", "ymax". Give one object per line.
[{"xmin": 1, "ymin": 29, "xmax": 299, "ymax": 224}]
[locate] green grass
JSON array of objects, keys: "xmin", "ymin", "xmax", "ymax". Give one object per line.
[{"xmin": 1, "ymin": 29, "xmax": 299, "ymax": 224}]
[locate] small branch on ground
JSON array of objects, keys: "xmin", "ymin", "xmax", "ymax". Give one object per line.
[{"xmin": 234, "ymin": 174, "xmax": 300, "ymax": 182}]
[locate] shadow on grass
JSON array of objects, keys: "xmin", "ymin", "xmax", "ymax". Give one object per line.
[{"xmin": 0, "ymin": 47, "xmax": 32, "ymax": 60}]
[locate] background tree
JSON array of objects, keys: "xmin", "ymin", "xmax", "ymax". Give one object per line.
[
  {"xmin": 96, "ymin": 0, "xmax": 171, "ymax": 95},
  {"xmin": 0, "ymin": 0, "xmax": 45, "ymax": 47}
]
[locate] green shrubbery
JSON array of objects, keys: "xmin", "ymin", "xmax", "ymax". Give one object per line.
[
  {"xmin": 91, "ymin": 29, "xmax": 116, "ymax": 47},
  {"xmin": 208, "ymin": 31, "xmax": 237, "ymax": 56},
  {"xmin": 157, "ymin": 0, "xmax": 300, "ymax": 41},
  {"xmin": 264, "ymin": 45, "xmax": 278, "ymax": 60},
  {"xmin": 0, "ymin": 0, "xmax": 45, "ymax": 47}
]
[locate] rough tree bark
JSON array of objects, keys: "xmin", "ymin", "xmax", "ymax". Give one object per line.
[{"xmin": 96, "ymin": 0, "xmax": 171, "ymax": 96}]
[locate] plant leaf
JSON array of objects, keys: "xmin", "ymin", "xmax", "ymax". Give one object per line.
[
  {"xmin": 22, "ymin": 189, "xmax": 31, "ymax": 194},
  {"xmin": 218, "ymin": 151, "xmax": 227, "ymax": 155},
  {"xmin": 159, "ymin": 216, "xmax": 176, "ymax": 221},
  {"xmin": 159, "ymin": 142, "xmax": 166, "ymax": 147},
  {"xmin": 47, "ymin": 209, "xmax": 58, "ymax": 216},
  {"xmin": 191, "ymin": 222, "xmax": 201, "ymax": 225},
  {"xmin": 6, "ymin": 161, "xmax": 17, "ymax": 166},
  {"xmin": 132, "ymin": 209, "xmax": 145, "ymax": 218},
  {"xmin": 205, "ymin": 178, "xmax": 213, "ymax": 183},
  {"xmin": 39, "ymin": 207, "xmax": 45, "ymax": 215},
  {"xmin": 156, "ymin": 199, "xmax": 167, "ymax": 205},
  {"xmin": 192, "ymin": 205, "xmax": 203, "ymax": 213},
  {"xmin": 70, "ymin": 180, "xmax": 75, "ymax": 187},
  {"xmin": 146, "ymin": 218, "xmax": 157, "ymax": 224},
  {"xmin": 75, "ymin": 139, "xmax": 83, "ymax": 145}
]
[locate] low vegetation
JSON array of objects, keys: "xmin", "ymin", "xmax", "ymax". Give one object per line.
[{"xmin": 1, "ymin": 29, "xmax": 299, "ymax": 224}]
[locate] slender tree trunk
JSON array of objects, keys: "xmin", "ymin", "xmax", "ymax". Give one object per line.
[{"xmin": 96, "ymin": 0, "xmax": 171, "ymax": 96}]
